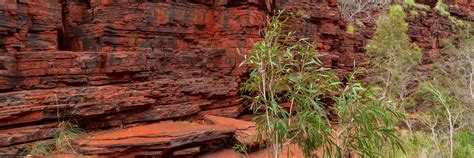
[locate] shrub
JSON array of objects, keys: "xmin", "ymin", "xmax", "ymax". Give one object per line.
[
  {"xmin": 241, "ymin": 11, "xmax": 404, "ymax": 157},
  {"xmin": 333, "ymin": 70, "xmax": 405, "ymax": 157},
  {"xmin": 366, "ymin": 4, "xmax": 422, "ymax": 111},
  {"xmin": 365, "ymin": 3, "xmax": 473, "ymax": 158},
  {"xmin": 241, "ymin": 11, "xmax": 338, "ymax": 157}
]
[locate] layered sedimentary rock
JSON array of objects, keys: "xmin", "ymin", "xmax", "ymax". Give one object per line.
[
  {"xmin": 0, "ymin": 0, "xmax": 62, "ymax": 52},
  {"xmin": 0, "ymin": 0, "xmax": 473, "ymax": 157},
  {"xmin": 424, "ymin": 0, "xmax": 474, "ymax": 18},
  {"xmin": 0, "ymin": 50, "xmax": 245, "ymax": 131},
  {"xmin": 75, "ymin": 121, "xmax": 236, "ymax": 156},
  {"xmin": 407, "ymin": 0, "xmax": 473, "ymax": 64}
]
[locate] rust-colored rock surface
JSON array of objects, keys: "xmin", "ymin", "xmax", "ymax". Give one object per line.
[
  {"xmin": 204, "ymin": 115, "xmax": 257, "ymax": 145},
  {"xmin": 0, "ymin": 0, "xmax": 62, "ymax": 52},
  {"xmin": 75, "ymin": 121, "xmax": 235, "ymax": 156},
  {"xmin": 1, "ymin": 0, "xmax": 473, "ymax": 157}
]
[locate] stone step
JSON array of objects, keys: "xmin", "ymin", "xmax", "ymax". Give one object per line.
[
  {"xmin": 0, "ymin": 115, "xmax": 258, "ymax": 157},
  {"xmin": 74, "ymin": 121, "xmax": 236, "ymax": 157},
  {"xmin": 204, "ymin": 115, "xmax": 257, "ymax": 146}
]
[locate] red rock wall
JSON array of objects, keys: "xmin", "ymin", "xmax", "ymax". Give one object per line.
[
  {"xmin": 0, "ymin": 0, "xmax": 62, "ymax": 52},
  {"xmin": 0, "ymin": 0, "xmax": 473, "ymax": 155}
]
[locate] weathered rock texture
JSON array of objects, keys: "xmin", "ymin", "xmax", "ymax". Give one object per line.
[
  {"xmin": 0, "ymin": 0, "xmax": 473, "ymax": 157},
  {"xmin": 0, "ymin": 0, "xmax": 62, "ymax": 52},
  {"xmin": 75, "ymin": 121, "xmax": 236, "ymax": 157}
]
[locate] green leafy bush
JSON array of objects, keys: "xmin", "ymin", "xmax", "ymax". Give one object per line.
[
  {"xmin": 366, "ymin": 4, "xmax": 422, "ymax": 110},
  {"xmin": 241, "ymin": 11, "xmax": 404, "ymax": 157},
  {"xmin": 366, "ymin": 3, "xmax": 473, "ymax": 158},
  {"xmin": 454, "ymin": 130, "xmax": 474, "ymax": 158},
  {"xmin": 241, "ymin": 12, "xmax": 337, "ymax": 157},
  {"xmin": 333, "ymin": 70, "xmax": 405, "ymax": 157}
]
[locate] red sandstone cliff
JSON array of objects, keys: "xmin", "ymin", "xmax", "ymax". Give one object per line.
[{"xmin": 0, "ymin": 0, "xmax": 473, "ymax": 157}]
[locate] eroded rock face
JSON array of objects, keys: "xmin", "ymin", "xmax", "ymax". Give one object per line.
[
  {"xmin": 0, "ymin": 0, "xmax": 62, "ymax": 52},
  {"xmin": 0, "ymin": 0, "xmax": 473, "ymax": 157},
  {"xmin": 75, "ymin": 121, "xmax": 236, "ymax": 156}
]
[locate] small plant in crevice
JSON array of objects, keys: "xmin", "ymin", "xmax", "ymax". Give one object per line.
[
  {"xmin": 346, "ymin": 23, "xmax": 356, "ymax": 34},
  {"xmin": 20, "ymin": 122, "xmax": 83, "ymax": 157},
  {"xmin": 53, "ymin": 95, "xmax": 85, "ymax": 154},
  {"xmin": 54, "ymin": 121, "xmax": 84, "ymax": 153},
  {"xmin": 403, "ymin": 0, "xmax": 429, "ymax": 19},
  {"xmin": 21, "ymin": 95, "xmax": 84, "ymax": 157},
  {"xmin": 435, "ymin": 0, "xmax": 450, "ymax": 16},
  {"xmin": 233, "ymin": 143, "xmax": 250, "ymax": 158},
  {"xmin": 405, "ymin": 0, "xmax": 431, "ymax": 10},
  {"xmin": 21, "ymin": 141, "xmax": 55, "ymax": 156}
]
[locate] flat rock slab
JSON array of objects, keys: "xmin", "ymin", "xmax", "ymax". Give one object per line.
[
  {"xmin": 75, "ymin": 121, "xmax": 236, "ymax": 156},
  {"xmin": 204, "ymin": 115, "xmax": 258, "ymax": 146},
  {"xmin": 0, "ymin": 123, "xmax": 58, "ymax": 147}
]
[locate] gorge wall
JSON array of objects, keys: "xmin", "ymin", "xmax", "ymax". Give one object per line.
[{"xmin": 1, "ymin": 0, "xmax": 473, "ymax": 156}]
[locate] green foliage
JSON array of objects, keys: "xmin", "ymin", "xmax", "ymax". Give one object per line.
[
  {"xmin": 21, "ymin": 142, "xmax": 55, "ymax": 156},
  {"xmin": 233, "ymin": 143, "xmax": 250, "ymax": 158},
  {"xmin": 21, "ymin": 121, "xmax": 83, "ymax": 156},
  {"xmin": 398, "ymin": 131, "xmax": 434, "ymax": 157},
  {"xmin": 435, "ymin": 0, "xmax": 450, "ymax": 16},
  {"xmin": 404, "ymin": 0, "xmax": 429, "ymax": 18},
  {"xmin": 366, "ymin": 4, "xmax": 422, "ymax": 109},
  {"xmin": 397, "ymin": 129, "xmax": 473, "ymax": 158},
  {"xmin": 409, "ymin": 10, "xmax": 419, "ymax": 17},
  {"xmin": 405, "ymin": 0, "xmax": 416, "ymax": 7},
  {"xmin": 365, "ymin": 2, "xmax": 473, "ymax": 158},
  {"xmin": 241, "ymin": 11, "xmax": 404, "ymax": 157},
  {"xmin": 334, "ymin": 70, "xmax": 405, "ymax": 157},
  {"xmin": 408, "ymin": 82, "xmax": 471, "ymax": 158},
  {"xmin": 367, "ymin": 4, "xmax": 421, "ymax": 67},
  {"xmin": 433, "ymin": 0, "xmax": 472, "ymax": 31},
  {"xmin": 396, "ymin": 36, "xmax": 474, "ymax": 158},
  {"xmin": 346, "ymin": 23, "xmax": 356, "ymax": 34},
  {"xmin": 454, "ymin": 130, "xmax": 474, "ymax": 158},
  {"xmin": 55, "ymin": 121, "xmax": 83, "ymax": 152},
  {"xmin": 241, "ymin": 11, "xmax": 338, "ymax": 157},
  {"xmin": 356, "ymin": 21, "xmax": 365, "ymax": 28},
  {"xmin": 437, "ymin": 37, "xmax": 473, "ymax": 127},
  {"xmin": 405, "ymin": 0, "xmax": 431, "ymax": 10}
]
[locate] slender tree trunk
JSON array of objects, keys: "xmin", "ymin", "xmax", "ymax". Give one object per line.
[{"xmin": 446, "ymin": 107, "xmax": 454, "ymax": 158}]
